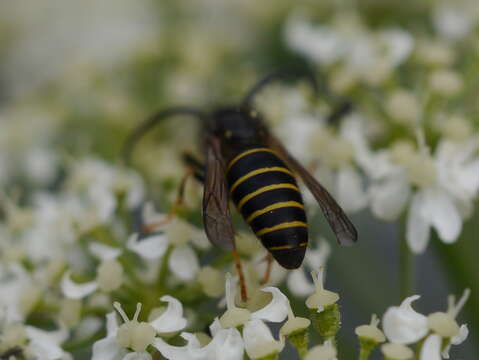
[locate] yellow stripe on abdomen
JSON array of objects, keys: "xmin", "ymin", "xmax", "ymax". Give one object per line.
[
  {"xmin": 245, "ymin": 201, "xmax": 304, "ymax": 223},
  {"xmin": 256, "ymin": 221, "xmax": 307, "ymax": 237},
  {"xmin": 230, "ymin": 167, "xmax": 294, "ymax": 193},
  {"xmin": 227, "ymin": 148, "xmax": 276, "ymax": 171},
  {"xmin": 237, "ymin": 183, "xmax": 299, "ymax": 210}
]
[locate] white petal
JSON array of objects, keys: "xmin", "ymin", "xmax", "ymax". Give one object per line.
[
  {"xmin": 420, "ymin": 334, "xmax": 441, "ymax": 360},
  {"xmin": 150, "ymin": 295, "xmax": 187, "ymax": 334},
  {"xmin": 26, "ymin": 326, "xmax": 69, "ymax": 360},
  {"xmin": 382, "ymin": 295, "xmax": 428, "ymax": 344},
  {"xmin": 88, "ymin": 242, "xmax": 122, "ymax": 261},
  {"xmin": 443, "ymin": 324, "xmax": 469, "ymax": 358},
  {"xmin": 251, "ymin": 287, "xmax": 289, "ymax": 323},
  {"xmin": 406, "ymin": 194, "xmax": 431, "ymax": 254},
  {"xmin": 433, "ymin": 5, "xmax": 472, "ymax": 40},
  {"xmin": 152, "ymin": 332, "xmax": 206, "ymax": 360},
  {"xmin": 205, "ymin": 328, "xmax": 244, "ymax": 360},
  {"xmin": 92, "ymin": 337, "xmax": 126, "ymax": 360},
  {"xmin": 419, "ymin": 188, "xmax": 461, "ymax": 243},
  {"xmin": 105, "ymin": 312, "xmax": 119, "ymax": 337},
  {"xmin": 369, "ymin": 176, "xmax": 410, "ymax": 221},
  {"xmin": 243, "ymin": 319, "xmax": 284, "ymax": 359},
  {"xmin": 381, "ymin": 29, "xmax": 414, "ymax": 66},
  {"xmin": 287, "ymin": 269, "xmax": 315, "ymax": 297},
  {"xmin": 168, "ymin": 245, "xmax": 199, "ymax": 281},
  {"xmin": 122, "ymin": 351, "xmax": 153, "ymax": 360},
  {"xmin": 336, "ymin": 167, "xmax": 368, "ymax": 213},
  {"xmin": 61, "ymin": 271, "xmax": 98, "ymax": 299},
  {"xmin": 127, "ymin": 233, "xmax": 169, "ymax": 260},
  {"xmin": 209, "ymin": 317, "xmax": 224, "ymax": 337},
  {"xmin": 451, "ymin": 324, "xmax": 468, "ymax": 345}
]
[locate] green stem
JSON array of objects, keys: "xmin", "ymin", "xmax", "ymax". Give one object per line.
[
  {"xmin": 399, "ymin": 235, "xmax": 414, "ymax": 300},
  {"xmin": 157, "ymin": 245, "xmax": 173, "ymax": 291},
  {"xmin": 358, "ymin": 347, "xmax": 372, "ymax": 360}
]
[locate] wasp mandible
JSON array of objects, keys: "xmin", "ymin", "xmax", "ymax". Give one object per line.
[{"xmin": 124, "ymin": 68, "xmax": 358, "ymax": 300}]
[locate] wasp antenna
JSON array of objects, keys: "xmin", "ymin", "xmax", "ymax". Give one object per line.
[
  {"xmin": 122, "ymin": 107, "xmax": 205, "ymax": 166},
  {"xmin": 240, "ymin": 67, "xmax": 320, "ymax": 108}
]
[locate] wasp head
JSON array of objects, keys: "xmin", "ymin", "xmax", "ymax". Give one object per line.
[{"xmin": 212, "ymin": 107, "xmax": 265, "ymax": 145}]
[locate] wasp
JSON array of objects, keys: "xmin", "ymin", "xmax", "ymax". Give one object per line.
[{"xmin": 124, "ymin": 68, "xmax": 357, "ymax": 300}]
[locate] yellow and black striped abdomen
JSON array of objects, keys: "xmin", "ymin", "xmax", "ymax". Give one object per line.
[{"xmin": 226, "ymin": 146, "xmax": 308, "ymax": 269}]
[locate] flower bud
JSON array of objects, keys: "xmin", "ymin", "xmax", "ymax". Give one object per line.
[
  {"xmin": 429, "ymin": 69, "xmax": 463, "ymax": 96},
  {"xmin": 0, "ymin": 323, "xmax": 27, "ymax": 351},
  {"xmin": 96, "ymin": 259, "xmax": 123, "ymax": 292},
  {"xmin": 197, "ymin": 266, "xmax": 224, "ymax": 297},
  {"xmin": 166, "ymin": 218, "xmax": 193, "ymax": 246},
  {"xmin": 19, "ymin": 285, "xmax": 42, "ymax": 316},
  {"xmin": 385, "ymin": 90, "xmax": 420, "ymax": 125},
  {"xmin": 60, "ymin": 299, "xmax": 82, "ymax": 328}
]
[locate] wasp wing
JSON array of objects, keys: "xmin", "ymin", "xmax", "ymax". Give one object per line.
[
  {"xmin": 202, "ymin": 136, "xmax": 235, "ymax": 251},
  {"xmin": 267, "ymin": 134, "xmax": 357, "ymax": 246}
]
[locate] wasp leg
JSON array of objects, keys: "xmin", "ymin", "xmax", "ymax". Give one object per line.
[
  {"xmin": 232, "ymin": 248, "xmax": 248, "ymax": 302},
  {"xmin": 182, "ymin": 152, "xmax": 205, "ymax": 182},
  {"xmin": 143, "ymin": 153, "xmax": 205, "ymax": 233},
  {"xmin": 260, "ymin": 253, "xmax": 274, "ymax": 285}
]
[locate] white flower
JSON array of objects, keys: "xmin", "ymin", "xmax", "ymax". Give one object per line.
[
  {"xmin": 433, "ymin": 5, "xmax": 473, "ymax": 41},
  {"xmin": 126, "ymin": 233, "xmax": 169, "ymax": 261},
  {"xmin": 0, "ymin": 264, "xmax": 31, "ymax": 322},
  {"xmin": 309, "ymin": 117, "xmax": 368, "ymax": 213},
  {"xmin": 285, "ymin": 14, "xmax": 345, "ymax": 66},
  {"xmin": 243, "ymin": 319, "xmax": 284, "ymax": 359},
  {"xmin": 382, "ymin": 295, "xmax": 428, "ymax": 344},
  {"xmin": 25, "ymin": 325, "xmax": 70, "ymax": 360},
  {"xmin": 139, "ymin": 206, "xmax": 202, "ymax": 281},
  {"xmin": 363, "ymin": 132, "xmax": 479, "ymax": 253},
  {"xmin": 92, "ymin": 298, "xmax": 186, "ymax": 360}
]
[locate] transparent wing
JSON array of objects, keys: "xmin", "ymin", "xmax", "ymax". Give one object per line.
[
  {"xmin": 202, "ymin": 136, "xmax": 235, "ymax": 250},
  {"xmin": 267, "ymin": 134, "xmax": 357, "ymax": 246}
]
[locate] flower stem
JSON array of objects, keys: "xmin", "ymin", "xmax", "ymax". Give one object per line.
[
  {"xmin": 157, "ymin": 245, "xmax": 173, "ymax": 292},
  {"xmin": 358, "ymin": 347, "xmax": 372, "ymax": 360},
  {"xmin": 399, "ymin": 235, "xmax": 414, "ymax": 300}
]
